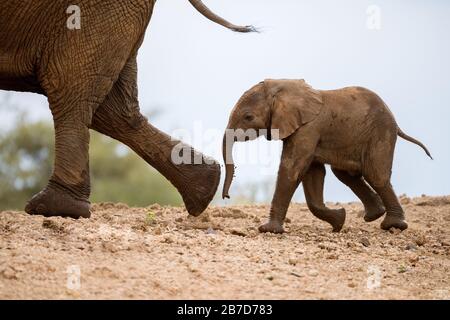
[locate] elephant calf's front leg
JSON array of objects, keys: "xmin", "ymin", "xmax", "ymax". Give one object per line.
[
  {"xmin": 259, "ymin": 136, "xmax": 316, "ymax": 234},
  {"xmin": 303, "ymin": 163, "xmax": 346, "ymax": 232}
]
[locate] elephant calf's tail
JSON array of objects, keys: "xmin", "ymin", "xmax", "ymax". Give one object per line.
[{"xmin": 398, "ymin": 128, "xmax": 433, "ymax": 159}]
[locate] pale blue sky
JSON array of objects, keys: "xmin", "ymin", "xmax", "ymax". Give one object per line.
[{"xmin": 1, "ymin": 0, "xmax": 449, "ymax": 202}]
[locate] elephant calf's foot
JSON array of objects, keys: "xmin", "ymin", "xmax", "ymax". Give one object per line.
[
  {"xmin": 328, "ymin": 208, "xmax": 346, "ymax": 232},
  {"xmin": 310, "ymin": 208, "xmax": 346, "ymax": 232},
  {"xmin": 258, "ymin": 220, "xmax": 285, "ymax": 234},
  {"xmin": 25, "ymin": 187, "xmax": 91, "ymax": 219},
  {"xmin": 380, "ymin": 215, "xmax": 408, "ymax": 231},
  {"xmin": 363, "ymin": 198, "xmax": 386, "ymax": 222}
]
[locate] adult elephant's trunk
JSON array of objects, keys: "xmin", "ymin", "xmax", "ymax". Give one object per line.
[
  {"xmin": 188, "ymin": 0, "xmax": 257, "ymax": 33},
  {"xmin": 222, "ymin": 133, "xmax": 235, "ymax": 199}
]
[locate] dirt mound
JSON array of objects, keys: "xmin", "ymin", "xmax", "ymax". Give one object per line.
[{"xmin": 0, "ymin": 196, "xmax": 449, "ymax": 299}]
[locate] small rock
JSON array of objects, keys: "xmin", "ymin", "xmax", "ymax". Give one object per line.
[
  {"xmin": 405, "ymin": 243, "xmax": 418, "ymax": 251},
  {"xmin": 360, "ymin": 237, "xmax": 371, "ymax": 247},
  {"xmin": 0, "ymin": 267, "xmax": 18, "ymax": 280},
  {"xmin": 400, "ymin": 197, "xmax": 411, "ymax": 205},
  {"xmin": 162, "ymin": 235, "xmax": 174, "ymax": 244},
  {"xmin": 415, "ymin": 235, "xmax": 427, "ymax": 246},
  {"xmin": 288, "ymin": 258, "xmax": 298, "ymax": 266},
  {"xmin": 230, "ymin": 229, "xmax": 247, "ymax": 237},
  {"xmin": 42, "ymin": 219, "xmax": 64, "ymax": 233},
  {"xmin": 154, "ymin": 227, "xmax": 162, "ymax": 235},
  {"xmin": 389, "ymin": 228, "xmax": 402, "ymax": 235},
  {"xmin": 253, "ymin": 217, "xmax": 261, "ymax": 223},
  {"xmin": 308, "ymin": 269, "xmax": 319, "ymax": 277},
  {"xmin": 409, "ymin": 255, "xmax": 419, "ymax": 264},
  {"xmin": 348, "ymin": 282, "xmax": 356, "ymax": 288},
  {"xmin": 267, "ymin": 276, "xmax": 274, "ymax": 281},
  {"xmin": 398, "ymin": 265, "xmax": 407, "ymax": 273},
  {"xmin": 102, "ymin": 242, "xmax": 118, "ymax": 253},
  {"xmin": 175, "ymin": 217, "xmax": 183, "ymax": 223},
  {"xmin": 290, "ymin": 272, "xmax": 302, "ymax": 278}
]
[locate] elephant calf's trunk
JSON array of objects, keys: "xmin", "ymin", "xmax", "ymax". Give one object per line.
[{"xmin": 222, "ymin": 133, "xmax": 235, "ymax": 199}]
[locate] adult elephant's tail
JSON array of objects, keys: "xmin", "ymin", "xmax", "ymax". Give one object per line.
[
  {"xmin": 188, "ymin": 0, "xmax": 257, "ymax": 33},
  {"xmin": 398, "ymin": 128, "xmax": 433, "ymax": 159}
]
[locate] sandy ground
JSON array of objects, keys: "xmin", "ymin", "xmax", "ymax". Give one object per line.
[{"xmin": 0, "ymin": 195, "xmax": 449, "ymax": 300}]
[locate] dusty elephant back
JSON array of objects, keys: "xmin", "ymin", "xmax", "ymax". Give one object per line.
[{"xmin": 318, "ymin": 86, "xmax": 398, "ymax": 148}]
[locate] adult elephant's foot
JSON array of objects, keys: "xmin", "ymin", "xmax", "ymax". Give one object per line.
[
  {"xmin": 258, "ymin": 220, "xmax": 285, "ymax": 234},
  {"xmin": 25, "ymin": 186, "xmax": 91, "ymax": 219},
  {"xmin": 380, "ymin": 215, "xmax": 408, "ymax": 231},
  {"xmin": 363, "ymin": 197, "xmax": 386, "ymax": 222},
  {"xmin": 180, "ymin": 160, "xmax": 221, "ymax": 217}
]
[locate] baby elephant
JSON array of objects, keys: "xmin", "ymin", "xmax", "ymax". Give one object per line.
[{"xmin": 222, "ymin": 79, "xmax": 432, "ymax": 233}]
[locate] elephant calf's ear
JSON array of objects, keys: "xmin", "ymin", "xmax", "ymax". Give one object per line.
[{"xmin": 265, "ymin": 79, "xmax": 323, "ymax": 140}]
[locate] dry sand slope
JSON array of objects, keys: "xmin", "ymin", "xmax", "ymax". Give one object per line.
[{"xmin": 0, "ymin": 195, "xmax": 449, "ymax": 300}]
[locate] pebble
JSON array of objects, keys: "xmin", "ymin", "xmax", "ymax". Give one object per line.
[
  {"xmin": 290, "ymin": 272, "xmax": 302, "ymax": 278},
  {"xmin": 408, "ymin": 255, "xmax": 419, "ymax": 264},
  {"xmin": 288, "ymin": 258, "xmax": 298, "ymax": 266},
  {"xmin": 360, "ymin": 237, "xmax": 371, "ymax": 247},
  {"xmin": 230, "ymin": 229, "xmax": 247, "ymax": 237},
  {"xmin": 308, "ymin": 269, "xmax": 319, "ymax": 277},
  {"xmin": 162, "ymin": 235, "xmax": 174, "ymax": 244},
  {"xmin": 405, "ymin": 243, "xmax": 418, "ymax": 251},
  {"xmin": 389, "ymin": 228, "xmax": 402, "ymax": 235},
  {"xmin": 415, "ymin": 235, "xmax": 427, "ymax": 246}
]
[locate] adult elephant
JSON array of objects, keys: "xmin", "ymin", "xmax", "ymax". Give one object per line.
[{"xmin": 0, "ymin": 0, "xmax": 255, "ymax": 218}]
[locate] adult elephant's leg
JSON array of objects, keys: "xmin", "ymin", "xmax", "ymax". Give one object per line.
[
  {"xmin": 25, "ymin": 99, "xmax": 94, "ymax": 218},
  {"xmin": 303, "ymin": 163, "xmax": 346, "ymax": 232},
  {"xmin": 90, "ymin": 59, "xmax": 220, "ymax": 216},
  {"xmin": 331, "ymin": 168, "xmax": 385, "ymax": 222}
]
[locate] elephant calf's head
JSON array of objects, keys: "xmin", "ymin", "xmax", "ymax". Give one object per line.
[{"xmin": 222, "ymin": 79, "xmax": 323, "ymax": 199}]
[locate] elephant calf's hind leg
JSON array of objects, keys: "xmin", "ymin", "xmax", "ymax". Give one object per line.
[
  {"xmin": 332, "ymin": 168, "xmax": 385, "ymax": 222},
  {"xmin": 371, "ymin": 182, "xmax": 408, "ymax": 231}
]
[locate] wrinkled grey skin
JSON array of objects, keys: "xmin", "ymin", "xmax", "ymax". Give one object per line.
[
  {"xmin": 0, "ymin": 0, "xmax": 255, "ymax": 218},
  {"xmin": 223, "ymin": 79, "xmax": 432, "ymax": 233}
]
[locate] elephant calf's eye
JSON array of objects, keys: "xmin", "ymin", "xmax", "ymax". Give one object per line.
[{"xmin": 244, "ymin": 114, "xmax": 254, "ymax": 122}]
